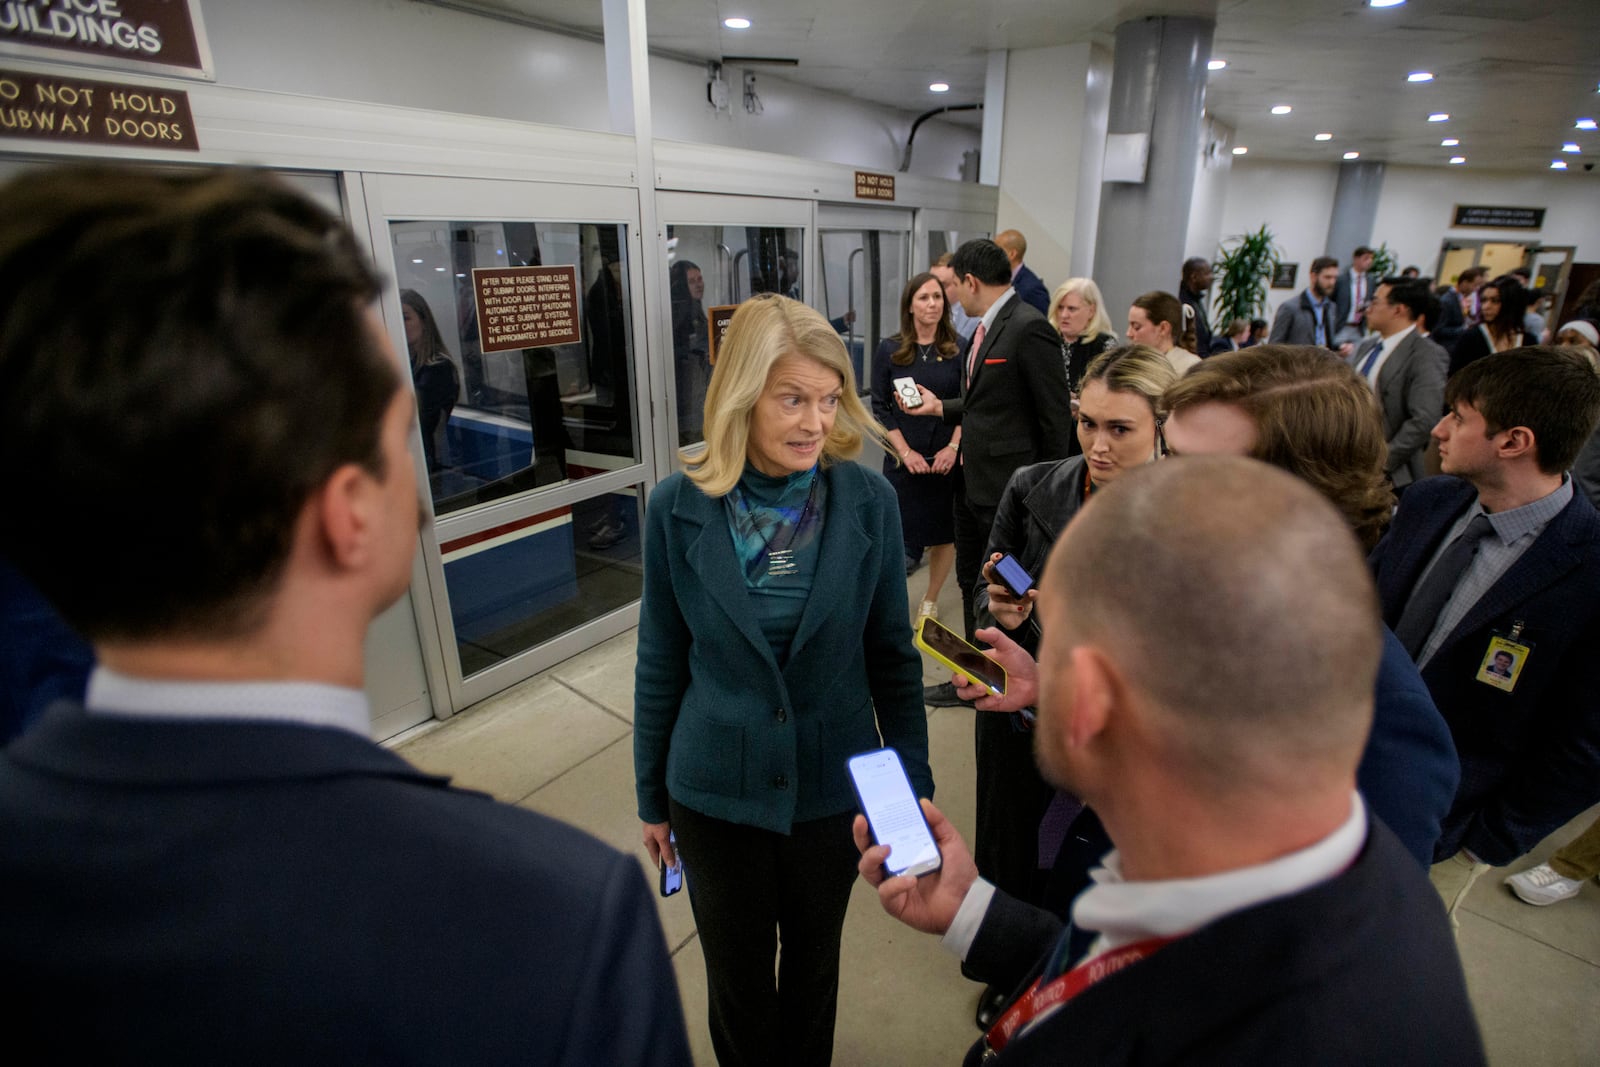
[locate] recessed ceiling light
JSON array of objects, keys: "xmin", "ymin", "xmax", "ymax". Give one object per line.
[
  {"xmin": 1314, "ymin": 133, "xmax": 1333, "ymax": 141},
  {"xmin": 929, "ymin": 82, "xmax": 950, "ymax": 93},
  {"xmin": 1232, "ymin": 146, "xmax": 1249, "ymax": 155},
  {"xmin": 1576, "ymin": 118, "xmax": 1597, "ymax": 130},
  {"xmin": 1449, "ymin": 157, "xmax": 1466, "ymax": 165},
  {"xmin": 1441, "ymin": 138, "xmax": 1459, "ymax": 146},
  {"xmin": 1407, "ymin": 72, "xmax": 1433, "ymax": 83},
  {"xmin": 723, "ymin": 17, "xmax": 751, "ymax": 30},
  {"xmin": 1343, "ymin": 151, "xmax": 1361, "ymax": 160},
  {"xmin": 1563, "ymin": 143, "xmax": 1581, "ymax": 153},
  {"xmin": 1368, "ymin": 0, "xmax": 1406, "ymax": 7},
  {"xmin": 412, "ymin": 258, "xmax": 424, "ymax": 264},
  {"xmin": 1551, "ymin": 160, "xmax": 1568, "ymax": 170},
  {"xmin": 1208, "ymin": 59, "xmax": 1227, "ymax": 71},
  {"xmin": 1271, "ymin": 104, "xmax": 1292, "ymax": 115},
  {"xmin": 1428, "ymin": 113, "xmax": 1449, "ymax": 122}
]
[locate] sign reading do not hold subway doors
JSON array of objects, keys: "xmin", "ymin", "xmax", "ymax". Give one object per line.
[
  {"xmin": 0, "ymin": 0, "xmax": 212, "ymax": 80},
  {"xmin": 0, "ymin": 67, "xmax": 196, "ymax": 149}
]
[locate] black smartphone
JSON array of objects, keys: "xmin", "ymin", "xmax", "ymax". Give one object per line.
[
  {"xmin": 914, "ymin": 616, "xmax": 1007, "ymax": 696},
  {"xmin": 658, "ymin": 832, "xmax": 683, "ymax": 897},
  {"xmin": 847, "ymin": 748, "xmax": 941, "ymax": 878},
  {"xmin": 993, "ymin": 554, "xmax": 1035, "ymax": 598}
]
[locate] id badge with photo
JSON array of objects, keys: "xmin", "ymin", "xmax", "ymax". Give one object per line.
[{"xmin": 1475, "ymin": 623, "xmax": 1532, "ymax": 693}]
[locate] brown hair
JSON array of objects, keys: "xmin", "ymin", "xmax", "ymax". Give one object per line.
[
  {"xmin": 1132, "ymin": 290, "xmax": 1197, "ymax": 354},
  {"xmin": 1445, "ymin": 345, "xmax": 1600, "ymax": 474},
  {"xmin": 890, "ymin": 271, "xmax": 959, "ymax": 367},
  {"xmin": 1163, "ymin": 345, "xmax": 1394, "ymax": 550}
]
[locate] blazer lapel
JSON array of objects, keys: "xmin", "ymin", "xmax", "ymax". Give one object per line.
[
  {"xmin": 787, "ymin": 467, "xmax": 869, "ymax": 662},
  {"xmin": 968, "ymin": 299, "xmax": 1014, "ymax": 394},
  {"xmin": 1376, "ymin": 333, "xmax": 1413, "ymax": 399},
  {"xmin": 678, "ymin": 490, "xmax": 782, "ymax": 671}
]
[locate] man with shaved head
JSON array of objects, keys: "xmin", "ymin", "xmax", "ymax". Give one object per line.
[
  {"xmin": 993, "ymin": 229, "xmax": 1049, "ymax": 315},
  {"xmin": 855, "ymin": 458, "xmax": 1484, "ymax": 1065}
]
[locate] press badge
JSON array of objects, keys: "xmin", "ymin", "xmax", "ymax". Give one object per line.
[{"xmin": 1475, "ymin": 622, "xmax": 1532, "ymax": 693}]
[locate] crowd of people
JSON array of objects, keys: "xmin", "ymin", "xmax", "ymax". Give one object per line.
[{"xmin": 3, "ymin": 165, "xmax": 1599, "ymax": 1066}]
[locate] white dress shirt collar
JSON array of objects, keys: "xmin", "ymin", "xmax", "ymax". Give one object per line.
[
  {"xmin": 85, "ymin": 666, "xmax": 371, "ymax": 738},
  {"xmin": 979, "ymin": 287, "xmax": 1016, "ymax": 333}
]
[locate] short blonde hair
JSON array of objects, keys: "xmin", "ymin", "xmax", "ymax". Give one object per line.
[
  {"xmin": 682, "ymin": 294, "xmax": 892, "ymax": 496},
  {"xmin": 1046, "ymin": 278, "xmax": 1116, "ymax": 343}
]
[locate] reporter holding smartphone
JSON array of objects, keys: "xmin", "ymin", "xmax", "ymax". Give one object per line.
[
  {"xmin": 635, "ymin": 294, "xmax": 934, "ymax": 1066},
  {"xmin": 870, "ymin": 272, "xmax": 968, "ymax": 620},
  {"xmin": 969, "ymin": 346, "xmax": 1175, "ymax": 930}
]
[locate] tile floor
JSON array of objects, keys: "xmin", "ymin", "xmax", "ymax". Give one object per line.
[{"xmin": 394, "ymin": 569, "xmax": 1600, "ymax": 1066}]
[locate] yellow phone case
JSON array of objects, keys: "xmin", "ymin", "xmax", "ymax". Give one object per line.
[{"xmin": 913, "ymin": 616, "xmax": 1006, "ymax": 696}]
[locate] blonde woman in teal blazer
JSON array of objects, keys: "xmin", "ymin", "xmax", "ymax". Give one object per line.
[{"xmin": 635, "ymin": 294, "xmax": 934, "ymax": 1066}]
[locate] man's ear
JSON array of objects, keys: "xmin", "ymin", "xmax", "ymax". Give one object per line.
[
  {"xmin": 1497, "ymin": 425, "xmax": 1537, "ymax": 462},
  {"xmin": 1064, "ymin": 644, "xmax": 1118, "ymax": 750},
  {"xmin": 314, "ymin": 463, "xmax": 378, "ymax": 569}
]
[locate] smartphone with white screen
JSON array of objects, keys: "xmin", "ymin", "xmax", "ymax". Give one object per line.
[
  {"xmin": 892, "ymin": 376, "xmax": 923, "ymax": 409},
  {"xmin": 658, "ymin": 831, "xmax": 684, "ymax": 897},
  {"xmin": 914, "ymin": 616, "xmax": 1007, "ymax": 697},
  {"xmin": 847, "ymin": 748, "xmax": 942, "ymax": 878}
]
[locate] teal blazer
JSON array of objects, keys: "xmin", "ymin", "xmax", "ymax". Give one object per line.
[{"xmin": 634, "ymin": 461, "xmax": 934, "ymax": 834}]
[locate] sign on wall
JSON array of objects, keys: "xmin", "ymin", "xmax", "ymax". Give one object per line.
[
  {"xmin": 854, "ymin": 170, "xmax": 895, "ymax": 201},
  {"xmin": 706, "ymin": 305, "xmax": 738, "ymax": 365},
  {"xmin": 0, "ymin": 0, "xmax": 212, "ymax": 80},
  {"xmin": 1451, "ymin": 205, "xmax": 1546, "ymax": 230},
  {"xmin": 472, "ymin": 266, "xmax": 582, "ymax": 353},
  {"xmin": 0, "ymin": 67, "xmax": 197, "ymax": 149}
]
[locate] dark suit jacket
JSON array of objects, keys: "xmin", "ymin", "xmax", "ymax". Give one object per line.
[
  {"xmin": 1333, "ymin": 268, "xmax": 1374, "ymax": 331},
  {"xmin": 941, "ymin": 296, "xmax": 1077, "ymax": 509},
  {"xmin": 1178, "ymin": 286, "xmax": 1213, "ymax": 356},
  {"xmin": 1349, "ymin": 329, "xmax": 1449, "ymax": 487},
  {"xmin": 964, "ymin": 819, "xmax": 1485, "ymax": 1066},
  {"xmin": 1433, "ymin": 288, "xmax": 1469, "ymax": 347},
  {"xmin": 1366, "ymin": 625, "xmax": 1458, "ymax": 865},
  {"xmin": 634, "ymin": 462, "xmax": 933, "ymax": 833},
  {"xmin": 0, "ymin": 705, "xmax": 690, "ymax": 1065},
  {"xmin": 1011, "ymin": 264, "xmax": 1050, "ymax": 316},
  {"xmin": 1268, "ymin": 290, "xmax": 1332, "ymax": 347},
  {"xmin": 1370, "ymin": 476, "xmax": 1600, "ymax": 864}
]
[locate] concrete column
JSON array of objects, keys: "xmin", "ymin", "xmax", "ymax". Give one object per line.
[
  {"xmin": 1091, "ymin": 16, "xmax": 1214, "ymax": 315},
  {"xmin": 1325, "ymin": 161, "xmax": 1386, "ymax": 261},
  {"xmin": 979, "ymin": 50, "xmax": 1007, "ymax": 186}
]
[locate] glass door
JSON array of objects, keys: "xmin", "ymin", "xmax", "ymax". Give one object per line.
[
  {"xmin": 656, "ymin": 192, "xmax": 811, "ymax": 454},
  {"xmin": 817, "ymin": 204, "xmax": 913, "ymax": 396},
  {"xmin": 361, "ymin": 173, "xmax": 654, "ymax": 710}
]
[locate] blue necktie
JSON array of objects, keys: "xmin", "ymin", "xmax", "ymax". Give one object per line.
[{"xmin": 1358, "ymin": 340, "xmax": 1382, "ymax": 379}]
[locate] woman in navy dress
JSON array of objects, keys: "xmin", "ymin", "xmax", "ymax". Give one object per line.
[{"xmin": 870, "ymin": 272, "xmax": 967, "ymax": 620}]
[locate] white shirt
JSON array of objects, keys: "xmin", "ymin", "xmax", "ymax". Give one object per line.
[
  {"xmin": 943, "ymin": 792, "xmax": 1367, "ymax": 962},
  {"xmin": 978, "ymin": 287, "xmax": 1016, "ymax": 335},
  {"xmin": 86, "ymin": 666, "xmax": 371, "ymax": 737},
  {"xmin": 1163, "ymin": 346, "xmax": 1201, "ymax": 376},
  {"xmin": 1360, "ymin": 323, "xmax": 1416, "ymax": 387}
]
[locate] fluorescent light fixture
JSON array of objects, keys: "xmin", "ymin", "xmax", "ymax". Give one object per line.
[
  {"xmin": 1408, "ymin": 72, "xmax": 1433, "ymax": 83},
  {"xmin": 1564, "ymin": 143, "xmax": 1581, "ymax": 153},
  {"xmin": 1343, "ymin": 151, "xmax": 1361, "ymax": 160},
  {"xmin": 1428, "ymin": 113, "xmax": 1449, "ymax": 122},
  {"xmin": 1368, "ymin": 0, "xmax": 1406, "ymax": 7},
  {"xmin": 1551, "ymin": 160, "xmax": 1568, "ymax": 170},
  {"xmin": 1449, "ymin": 156, "xmax": 1466, "ymax": 165},
  {"xmin": 434, "ymin": 266, "xmax": 446, "ymax": 272},
  {"xmin": 1576, "ymin": 118, "xmax": 1597, "ymax": 130},
  {"xmin": 929, "ymin": 82, "xmax": 950, "ymax": 93},
  {"xmin": 1232, "ymin": 146, "xmax": 1249, "ymax": 155},
  {"xmin": 1315, "ymin": 133, "xmax": 1333, "ymax": 141},
  {"xmin": 1271, "ymin": 104, "xmax": 1292, "ymax": 115},
  {"xmin": 1208, "ymin": 59, "xmax": 1227, "ymax": 71},
  {"xmin": 1441, "ymin": 138, "xmax": 1459, "ymax": 146},
  {"xmin": 723, "ymin": 17, "xmax": 751, "ymax": 29},
  {"xmin": 412, "ymin": 257, "xmax": 424, "ymax": 264}
]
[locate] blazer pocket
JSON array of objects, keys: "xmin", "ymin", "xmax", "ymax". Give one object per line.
[{"xmin": 673, "ymin": 719, "xmax": 745, "ymax": 797}]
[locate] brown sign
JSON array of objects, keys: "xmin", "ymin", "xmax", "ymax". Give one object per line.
[
  {"xmin": 707, "ymin": 305, "xmax": 739, "ymax": 365},
  {"xmin": 1451, "ymin": 204, "xmax": 1545, "ymax": 230},
  {"xmin": 854, "ymin": 170, "xmax": 895, "ymax": 201},
  {"xmin": 473, "ymin": 266, "xmax": 582, "ymax": 353},
  {"xmin": 0, "ymin": 0, "xmax": 209, "ymax": 78},
  {"xmin": 0, "ymin": 68, "xmax": 196, "ymax": 149}
]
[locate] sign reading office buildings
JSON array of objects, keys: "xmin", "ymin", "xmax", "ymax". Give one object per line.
[{"xmin": 1, "ymin": 0, "xmax": 212, "ymax": 80}]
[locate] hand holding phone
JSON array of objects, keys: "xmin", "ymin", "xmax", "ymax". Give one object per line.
[
  {"xmin": 981, "ymin": 553, "xmax": 1038, "ymax": 631},
  {"xmin": 892, "ymin": 376, "xmax": 923, "ymax": 410},
  {"xmin": 914, "ymin": 616, "xmax": 1006, "ymax": 697},
  {"xmin": 658, "ymin": 831, "xmax": 684, "ymax": 897},
  {"xmin": 847, "ymin": 748, "xmax": 941, "ymax": 878}
]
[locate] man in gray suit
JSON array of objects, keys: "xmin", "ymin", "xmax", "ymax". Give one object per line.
[{"xmin": 1349, "ymin": 277, "xmax": 1448, "ymax": 492}]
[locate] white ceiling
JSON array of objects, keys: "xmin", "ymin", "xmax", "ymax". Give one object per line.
[{"xmin": 459, "ymin": 0, "xmax": 1600, "ymax": 173}]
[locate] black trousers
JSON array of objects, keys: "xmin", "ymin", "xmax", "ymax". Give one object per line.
[
  {"xmin": 952, "ymin": 476, "xmax": 996, "ymax": 644},
  {"xmin": 669, "ymin": 799, "xmax": 859, "ymax": 1067}
]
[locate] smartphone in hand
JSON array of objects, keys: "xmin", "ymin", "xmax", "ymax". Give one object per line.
[
  {"xmin": 914, "ymin": 616, "xmax": 1007, "ymax": 697},
  {"xmin": 659, "ymin": 831, "xmax": 684, "ymax": 897},
  {"xmin": 992, "ymin": 554, "xmax": 1035, "ymax": 598},
  {"xmin": 893, "ymin": 376, "xmax": 923, "ymax": 409},
  {"xmin": 847, "ymin": 748, "xmax": 941, "ymax": 878}
]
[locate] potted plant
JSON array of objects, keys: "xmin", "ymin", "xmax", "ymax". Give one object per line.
[
  {"xmin": 1212, "ymin": 224, "xmax": 1283, "ymax": 327},
  {"xmin": 1367, "ymin": 243, "xmax": 1397, "ymax": 282}
]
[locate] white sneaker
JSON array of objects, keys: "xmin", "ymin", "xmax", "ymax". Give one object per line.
[
  {"xmin": 917, "ymin": 600, "xmax": 938, "ymax": 621},
  {"xmin": 1504, "ymin": 863, "xmax": 1585, "ymax": 906}
]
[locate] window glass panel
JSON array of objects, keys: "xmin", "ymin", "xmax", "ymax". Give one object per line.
[{"xmin": 389, "ymin": 220, "xmax": 638, "ymax": 516}]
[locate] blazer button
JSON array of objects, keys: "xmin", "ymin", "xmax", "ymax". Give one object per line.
[
  {"xmin": 773, "ymin": 774, "xmax": 789, "ymax": 790},
  {"xmin": 775, "ymin": 707, "xmax": 787, "ymax": 723}
]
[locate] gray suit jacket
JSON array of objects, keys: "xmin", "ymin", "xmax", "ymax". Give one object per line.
[{"xmin": 1349, "ymin": 330, "xmax": 1448, "ymax": 487}]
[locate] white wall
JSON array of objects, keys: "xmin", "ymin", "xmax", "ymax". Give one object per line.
[
  {"xmin": 1221, "ymin": 158, "xmax": 1600, "ymax": 318},
  {"xmin": 199, "ymin": 0, "xmax": 976, "ymax": 179},
  {"xmin": 1183, "ymin": 113, "xmax": 1235, "ymax": 266}
]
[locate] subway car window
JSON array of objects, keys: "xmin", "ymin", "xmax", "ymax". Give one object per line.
[
  {"xmin": 389, "ymin": 220, "xmax": 638, "ymax": 515},
  {"xmin": 820, "ymin": 228, "xmax": 908, "ymax": 393},
  {"xmin": 665, "ymin": 224, "xmax": 802, "ymax": 446}
]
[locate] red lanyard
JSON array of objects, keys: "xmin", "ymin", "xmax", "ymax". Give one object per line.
[{"xmin": 983, "ymin": 935, "xmax": 1175, "ymax": 1055}]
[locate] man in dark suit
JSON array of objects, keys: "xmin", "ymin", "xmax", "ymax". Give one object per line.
[
  {"xmin": 1268, "ymin": 256, "xmax": 1344, "ymax": 351},
  {"xmin": 1349, "ymin": 277, "xmax": 1450, "ymax": 491},
  {"xmin": 0, "ymin": 166, "xmax": 690, "ymax": 1064},
  {"xmin": 1433, "ymin": 266, "xmax": 1486, "ymax": 349},
  {"xmin": 1371, "ymin": 345, "xmax": 1600, "ymax": 927},
  {"xmin": 856, "ymin": 458, "xmax": 1483, "ymax": 1065},
  {"xmin": 1178, "ymin": 256, "xmax": 1214, "ymax": 357},
  {"xmin": 995, "ymin": 229, "xmax": 1051, "ymax": 315},
  {"xmin": 1333, "ymin": 244, "xmax": 1376, "ymax": 341}
]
